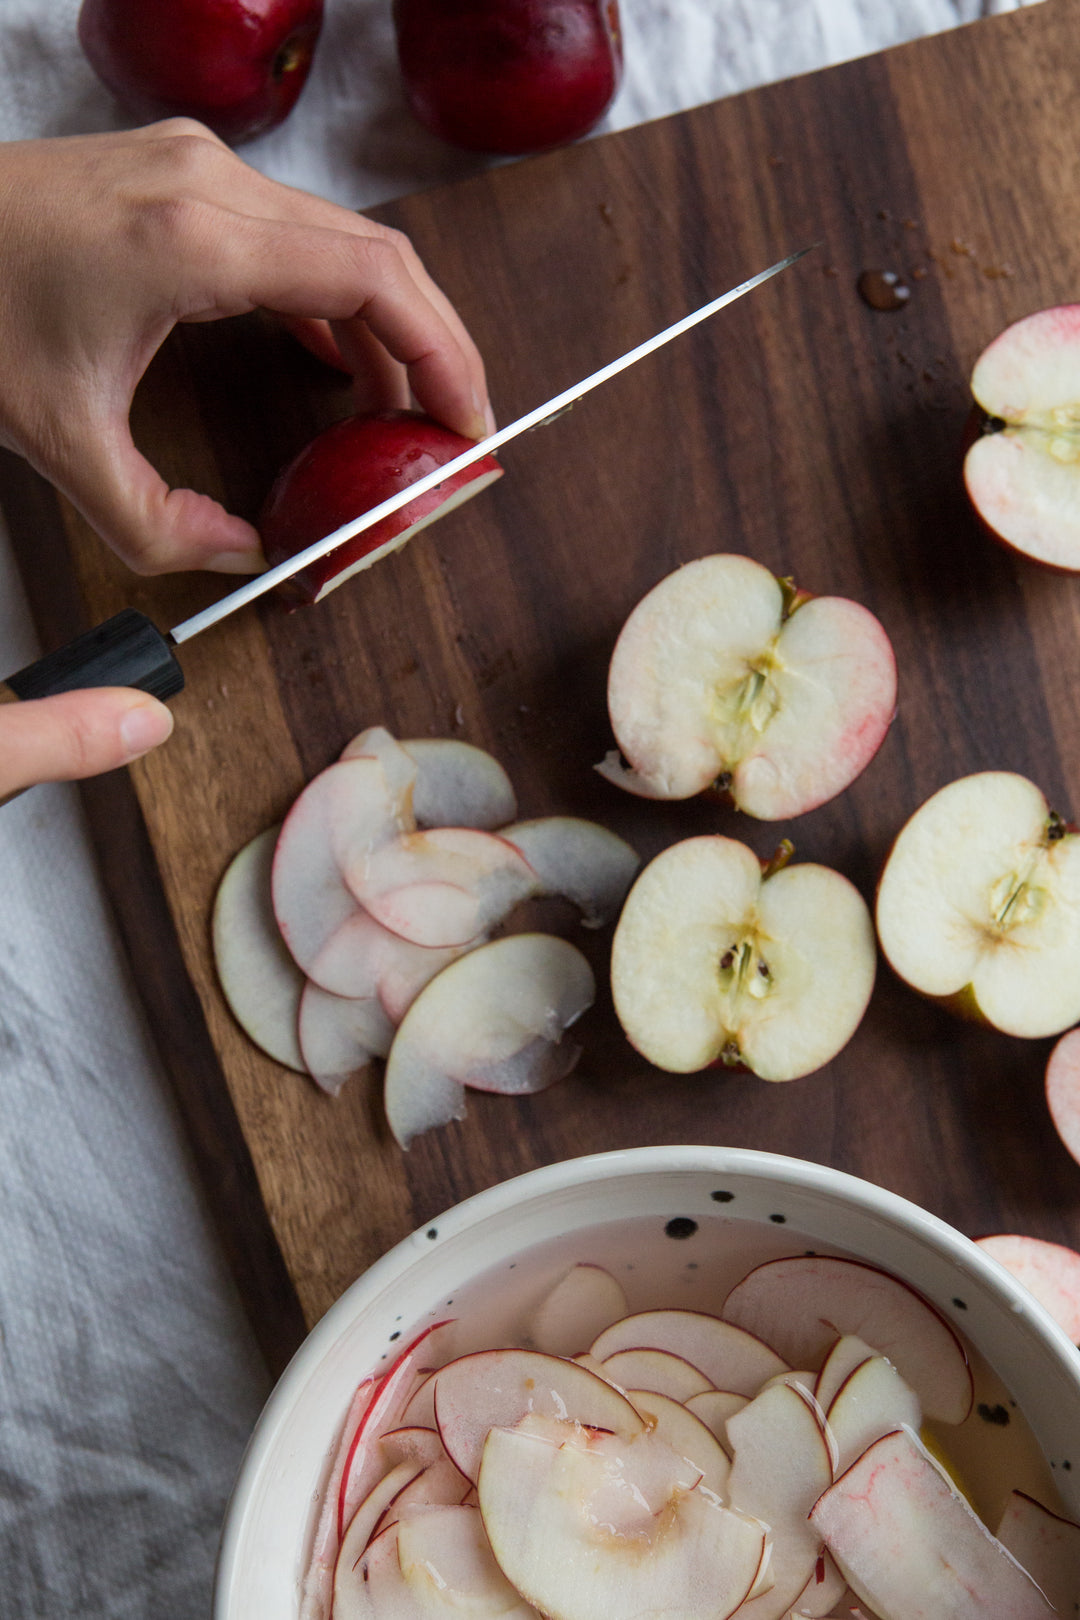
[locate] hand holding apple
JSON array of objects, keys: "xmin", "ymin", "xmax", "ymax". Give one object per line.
[{"xmin": 78, "ymin": 0, "xmax": 324, "ymax": 143}]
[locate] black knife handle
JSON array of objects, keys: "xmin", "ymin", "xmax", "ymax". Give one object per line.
[{"xmin": 1, "ymin": 610, "xmax": 184, "ymax": 704}]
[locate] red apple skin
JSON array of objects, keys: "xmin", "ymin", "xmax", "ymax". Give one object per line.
[
  {"xmin": 393, "ymin": 0, "xmax": 623, "ymax": 155},
  {"xmin": 77, "ymin": 0, "xmax": 323, "ymax": 143},
  {"xmin": 259, "ymin": 410, "xmax": 503, "ymax": 606}
]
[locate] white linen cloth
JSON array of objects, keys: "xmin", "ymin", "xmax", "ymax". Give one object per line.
[{"xmin": 0, "ymin": 1, "xmax": 1038, "ymax": 1614}]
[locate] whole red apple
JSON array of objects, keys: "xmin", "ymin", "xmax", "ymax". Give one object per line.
[
  {"xmin": 393, "ymin": 0, "xmax": 623, "ymax": 155},
  {"xmin": 77, "ymin": 0, "xmax": 323, "ymax": 144}
]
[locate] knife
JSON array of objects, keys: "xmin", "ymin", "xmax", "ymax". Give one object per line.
[{"xmin": 0, "ymin": 246, "xmax": 812, "ymax": 709}]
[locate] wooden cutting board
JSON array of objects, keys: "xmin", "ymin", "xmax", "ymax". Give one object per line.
[{"xmin": 6, "ymin": 0, "xmax": 1080, "ymax": 1376}]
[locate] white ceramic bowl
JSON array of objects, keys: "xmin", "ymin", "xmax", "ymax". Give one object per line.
[{"xmin": 214, "ymin": 1145, "xmax": 1080, "ymax": 1619}]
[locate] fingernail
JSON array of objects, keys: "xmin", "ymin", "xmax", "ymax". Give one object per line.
[
  {"xmin": 206, "ymin": 549, "xmax": 268, "ymax": 576},
  {"xmin": 120, "ymin": 701, "xmax": 174, "ymax": 762},
  {"xmin": 472, "ymin": 389, "xmax": 496, "ymax": 439}
]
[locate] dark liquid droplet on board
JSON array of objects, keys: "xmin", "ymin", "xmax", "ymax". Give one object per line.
[{"xmin": 857, "ymin": 269, "xmax": 911, "ymax": 311}]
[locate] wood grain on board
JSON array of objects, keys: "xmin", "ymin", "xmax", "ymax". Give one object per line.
[{"xmin": 6, "ymin": 0, "xmax": 1080, "ymax": 1373}]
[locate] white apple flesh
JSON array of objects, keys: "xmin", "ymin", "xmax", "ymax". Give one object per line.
[
  {"xmin": 527, "ymin": 1264, "xmax": 629, "ymax": 1358},
  {"xmin": 964, "ymin": 305, "xmax": 1080, "ymax": 570},
  {"xmin": 823, "ymin": 1353, "xmax": 922, "ymax": 1477},
  {"xmin": 499, "ymin": 817, "xmax": 640, "ymax": 927},
  {"xmin": 346, "ymin": 827, "xmax": 538, "ymax": 948},
  {"xmin": 623, "ymin": 1387, "xmax": 731, "ymax": 1494},
  {"xmin": 814, "ymin": 1335, "xmax": 877, "ymax": 1415},
  {"xmin": 975, "ymin": 1232, "xmax": 1080, "ymax": 1342},
  {"xmin": 296, "ymin": 982, "xmax": 395, "ymax": 1096},
  {"xmin": 875, "ymin": 770, "xmax": 1080, "ymax": 1038},
  {"xmin": 212, "ymin": 824, "xmax": 306, "ymax": 1071},
  {"xmin": 600, "ymin": 1347, "xmax": 715, "ymax": 1402},
  {"xmin": 1045, "ymin": 1026, "xmax": 1080, "ymax": 1169},
  {"xmin": 340, "ymin": 731, "xmax": 518, "ymax": 831},
  {"xmin": 996, "ymin": 1489, "xmax": 1080, "ymax": 1616},
  {"xmin": 598, "ymin": 553, "xmax": 896, "ymax": 820},
  {"xmin": 610, "ymin": 836, "xmax": 877, "ymax": 1080},
  {"xmin": 590, "ymin": 1307, "xmax": 788, "ymax": 1395},
  {"xmin": 397, "ymin": 1503, "xmax": 540, "ymax": 1620}
]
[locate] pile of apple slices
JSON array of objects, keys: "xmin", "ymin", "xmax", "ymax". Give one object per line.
[
  {"xmin": 597, "ymin": 554, "xmax": 897, "ymax": 821},
  {"xmin": 301, "ymin": 1253, "xmax": 1076, "ymax": 1620},
  {"xmin": 610, "ymin": 836, "xmax": 877, "ymax": 1080},
  {"xmin": 212, "ymin": 727, "xmax": 639, "ymax": 1146}
]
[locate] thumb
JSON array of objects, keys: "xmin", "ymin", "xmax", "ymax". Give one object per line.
[{"xmin": 0, "ymin": 688, "xmax": 174, "ymax": 797}]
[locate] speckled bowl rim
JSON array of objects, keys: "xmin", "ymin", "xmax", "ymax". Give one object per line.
[{"xmin": 213, "ymin": 1144, "xmax": 1080, "ymax": 1619}]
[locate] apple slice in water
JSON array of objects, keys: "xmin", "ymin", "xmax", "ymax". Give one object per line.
[
  {"xmin": 591, "ymin": 1307, "xmax": 788, "ymax": 1396},
  {"xmin": 348, "ymin": 827, "xmax": 538, "ymax": 948},
  {"xmin": 297, "ymin": 982, "xmax": 395, "ymax": 1096},
  {"xmin": 376, "ymin": 1456, "xmax": 471, "ymax": 1534},
  {"xmin": 598, "ymin": 553, "xmax": 896, "ymax": 820},
  {"xmin": 683, "ymin": 1389, "xmax": 748, "ymax": 1453},
  {"xmin": 499, "ymin": 818, "xmax": 640, "ymax": 927},
  {"xmin": 975, "ymin": 1232, "xmax": 1080, "ymax": 1342},
  {"xmin": 342, "ymin": 732, "xmax": 518, "ymax": 831},
  {"xmin": 996, "ymin": 1490, "xmax": 1080, "ymax": 1616},
  {"xmin": 600, "ymin": 1347, "xmax": 714, "ymax": 1402},
  {"xmin": 433, "ymin": 1348, "xmax": 645, "ymax": 1481},
  {"xmin": 726, "ymin": 1381, "xmax": 835, "ymax": 1619},
  {"xmin": 333, "ymin": 1460, "xmax": 424, "ymax": 1617},
  {"xmin": 301, "ymin": 1377, "xmax": 378, "ymax": 1620},
  {"xmin": 397, "ymin": 1503, "xmax": 541, "ymax": 1620},
  {"xmin": 787, "ymin": 1550, "xmax": 848, "ymax": 1617},
  {"xmin": 876, "ymin": 770, "xmax": 1080, "ymax": 1038},
  {"xmin": 527, "ymin": 1264, "xmax": 628, "ymax": 1358},
  {"xmin": 810, "ymin": 1426, "xmax": 1055, "ymax": 1618},
  {"xmin": 384, "ymin": 934, "xmax": 594, "ymax": 1148},
  {"xmin": 610, "ymin": 836, "xmax": 876, "ymax": 1080},
  {"xmin": 814, "ymin": 1334, "xmax": 876, "ymax": 1415},
  {"xmin": 623, "ymin": 1387, "xmax": 731, "ymax": 1494},
  {"xmin": 260, "ymin": 410, "xmax": 502, "ymax": 607},
  {"xmin": 824, "ymin": 1353, "xmax": 922, "ymax": 1477},
  {"xmin": 212, "ymin": 824, "xmax": 306, "ymax": 1072},
  {"xmin": 722, "ymin": 1255, "xmax": 972, "ymax": 1423},
  {"xmin": 477, "ymin": 1423, "xmax": 768, "ymax": 1620}
]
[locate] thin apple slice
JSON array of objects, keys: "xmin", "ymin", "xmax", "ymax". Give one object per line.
[
  {"xmin": 624, "ymin": 1387, "xmax": 731, "ymax": 1494},
  {"xmin": 824, "ymin": 1354, "xmax": 922, "ymax": 1478},
  {"xmin": 376, "ymin": 1457, "xmax": 471, "ymax": 1534},
  {"xmin": 810, "ymin": 1426, "xmax": 1055, "ymax": 1617},
  {"xmin": 788, "ymin": 1551, "xmax": 848, "ymax": 1617},
  {"xmin": 212, "ymin": 824, "xmax": 306, "ymax": 1072},
  {"xmin": 996, "ymin": 1490, "xmax": 1080, "ymax": 1616},
  {"xmin": 477, "ymin": 1422, "xmax": 768, "ymax": 1620},
  {"xmin": 815, "ymin": 1335, "xmax": 876, "ymax": 1415},
  {"xmin": 599, "ymin": 553, "xmax": 896, "ymax": 819},
  {"xmin": 1046, "ymin": 1026, "xmax": 1080, "ymax": 1168},
  {"xmin": 397, "ymin": 1503, "xmax": 541, "ymax": 1620},
  {"xmin": 297, "ymin": 982, "xmax": 395, "ymax": 1097},
  {"xmin": 301, "ymin": 1377, "xmax": 378, "ymax": 1620},
  {"xmin": 379, "ymin": 1427, "xmax": 448, "ymax": 1471},
  {"xmin": 975, "ymin": 1232, "xmax": 1080, "ymax": 1341},
  {"xmin": 347, "ymin": 827, "xmax": 538, "ymax": 948},
  {"xmin": 727, "ymin": 1381, "xmax": 836, "ymax": 1619},
  {"xmin": 342, "ymin": 733, "xmax": 518, "ymax": 831},
  {"xmin": 684, "ymin": 1389, "xmax": 748, "ymax": 1453},
  {"xmin": 333, "ymin": 1460, "xmax": 423, "ymax": 1616},
  {"xmin": 336, "ymin": 727, "xmax": 419, "ymax": 805},
  {"xmin": 610, "ymin": 836, "xmax": 876, "ymax": 1080},
  {"xmin": 306, "ymin": 905, "xmax": 466, "ymax": 1014},
  {"xmin": 499, "ymin": 818, "xmax": 640, "ymax": 928},
  {"xmin": 433, "ymin": 1347, "xmax": 645, "ymax": 1482},
  {"xmin": 272, "ymin": 755, "xmax": 412, "ymax": 974},
  {"xmin": 383, "ymin": 934, "xmax": 594, "ymax": 1149},
  {"xmin": 333, "ymin": 1521, "xmax": 396, "ymax": 1620},
  {"xmin": 722, "ymin": 1255, "xmax": 972, "ymax": 1423},
  {"xmin": 600, "ymin": 1347, "xmax": 715, "ymax": 1402},
  {"xmin": 527, "ymin": 1264, "xmax": 629, "ymax": 1357},
  {"xmin": 590, "ymin": 1307, "xmax": 789, "ymax": 1396},
  {"xmin": 401, "ymin": 1373, "xmax": 438, "ymax": 1430},
  {"xmin": 876, "ymin": 770, "xmax": 1080, "ymax": 1038}
]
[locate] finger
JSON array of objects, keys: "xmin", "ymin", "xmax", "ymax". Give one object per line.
[{"xmin": 0, "ymin": 689, "xmax": 174, "ymax": 796}]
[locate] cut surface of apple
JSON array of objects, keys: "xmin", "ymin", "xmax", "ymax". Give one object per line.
[
  {"xmin": 384, "ymin": 934, "xmax": 594, "ymax": 1148},
  {"xmin": 996, "ymin": 1489, "xmax": 1080, "ymax": 1616},
  {"xmin": 397, "ymin": 1503, "xmax": 541, "ymax": 1620},
  {"xmin": 477, "ymin": 1421, "xmax": 768, "ymax": 1620},
  {"xmin": 814, "ymin": 1334, "xmax": 876, "ymax": 1415},
  {"xmin": 964, "ymin": 305, "xmax": 1080, "ymax": 570},
  {"xmin": 212, "ymin": 824, "xmax": 306, "ymax": 1072},
  {"xmin": 600, "ymin": 1347, "xmax": 715, "ymax": 1402},
  {"xmin": 527, "ymin": 1264, "xmax": 629, "ymax": 1357},
  {"xmin": 590, "ymin": 1307, "xmax": 788, "ymax": 1395},
  {"xmin": 876, "ymin": 770, "xmax": 1080, "ymax": 1038},
  {"xmin": 598, "ymin": 553, "xmax": 896, "ymax": 820},
  {"xmin": 1045, "ymin": 1026, "xmax": 1080, "ymax": 1169},
  {"xmin": 810, "ymin": 1426, "xmax": 1055, "ymax": 1618},
  {"xmin": 975, "ymin": 1232, "xmax": 1080, "ymax": 1342},
  {"xmin": 500, "ymin": 817, "xmax": 640, "ymax": 927},
  {"xmin": 260, "ymin": 410, "xmax": 502, "ymax": 606},
  {"xmin": 334, "ymin": 1460, "xmax": 423, "ymax": 1616},
  {"xmin": 297, "ymin": 981, "xmax": 396, "ymax": 1096},
  {"xmin": 610, "ymin": 836, "xmax": 876, "ymax": 1080},
  {"xmin": 722, "ymin": 1256, "xmax": 971, "ymax": 1423},
  {"xmin": 341, "ymin": 732, "xmax": 518, "ymax": 831},
  {"xmin": 346, "ymin": 827, "xmax": 538, "ymax": 948},
  {"xmin": 824, "ymin": 1352, "xmax": 922, "ymax": 1477}
]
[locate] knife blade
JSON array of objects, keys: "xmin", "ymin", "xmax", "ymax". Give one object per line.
[{"xmin": 0, "ymin": 245, "xmax": 812, "ymax": 709}]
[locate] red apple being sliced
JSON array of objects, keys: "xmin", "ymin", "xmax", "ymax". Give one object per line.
[
  {"xmin": 527, "ymin": 1264, "xmax": 629, "ymax": 1357},
  {"xmin": 975, "ymin": 1232, "xmax": 1080, "ymax": 1342},
  {"xmin": 610, "ymin": 836, "xmax": 876, "ymax": 1080},
  {"xmin": 722, "ymin": 1256, "xmax": 972, "ymax": 1424},
  {"xmin": 476, "ymin": 1422, "xmax": 768, "ymax": 1620},
  {"xmin": 260, "ymin": 411, "xmax": 502, "ymax": 607},
  {"xmin": 297, "ymin": 982, "xmax": 396, "ymax": 1097},
  {"xmin": 341, "ymin": 732, "xmax": 518, "ymax": 832},
  {"xmin": 212, "ymin": 824, "xmax": 306, "ymax": 1072},
  {"xmin": 599, "ymin": 1347, "xmax": 715, "ymax": 1402},
  {"xmin": 346, "ymin": 828, "xmax": 538, "ymax": 949},
  {"xmin": 964, "ymin": 306, "xmax": 1080, "ymax": 570},
  {"xmin": 875, "ymin": 771, "xmax": 1080, "ymax": 1038},
  {"xmin": 590, "ymin": 1308, "xmax": 788, "ymax": 1396},
  {"xmin": 1045, "ymin": 1026, "xmax": 1080, "ymax": 1169},
  {"xmin": 598, "ymin": 554, "xmax": 896, "ymax": 820},
  {"xmin": 383, "ymin": 934, "xmax": 594, "ymax": 1148},
  {"xmin": 996, "ymin": 1490, "xmax": 1080, "ymax": 1616},
  {"xmin": 809, "ymin": 1426, "xmax": 1055, "ymax": 1617}
]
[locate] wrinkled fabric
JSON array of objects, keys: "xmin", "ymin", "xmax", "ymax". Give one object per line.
[{"xmin": 0, "ymin": 0, "xmax": 1041, "ymax": 1614}]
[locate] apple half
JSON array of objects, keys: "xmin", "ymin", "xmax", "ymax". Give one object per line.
[
  {"xmin": 610, "ymin": 835, "xmax": 876, "ymax": 1080},
  {"xmin": 964, "ymin": 305, "xmax": 1080, "ymax": 570},
  {"xmin": 260, "ymin": 410, "xmax": 502, "ymax": 606},
  {"xmin": 597, "ymin": 553, "xmax": 896, "ymax": 820},
  {"xmin": 875, "ymin": 770, "xmax": 1080, "ymax": 1038}
]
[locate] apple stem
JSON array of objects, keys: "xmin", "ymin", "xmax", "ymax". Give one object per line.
[{"xmin": 760, "ymin": 840, "xmax": 794, "ymax": 881}]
